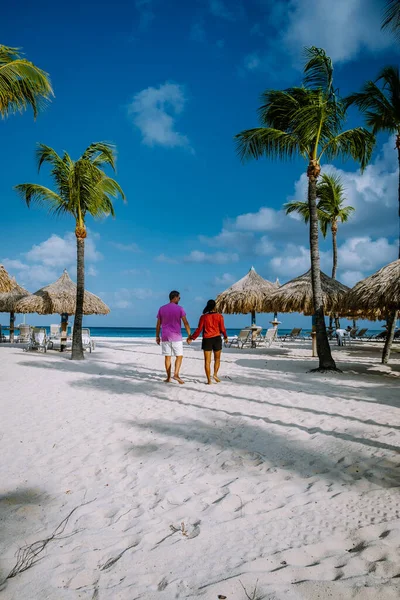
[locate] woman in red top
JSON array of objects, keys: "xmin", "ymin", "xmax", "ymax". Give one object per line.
[{"xmin": 188, "ymin": 299, "xmax": 228, "ymax": 384}]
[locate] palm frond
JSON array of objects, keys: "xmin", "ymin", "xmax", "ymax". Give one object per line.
[
  {"xmin": 284, "ymin": 200, "xmax": 311, "ymax": 223},
  {"xmin": 81, "ymin": 142, "xmax": 117, "ymax": 171},
  {"xmin": 345, "ymin": 78, "xmax": 399, "ymax": 133},
  {"xmin": 320, "ymin": 127, "xmax": 375, "ymax": 170},
  {"xmin": 303, "ymin": 47, "xmax": 334, "ymax": 95},
  {"xmin": 0, "ymin": 46, "xmax": 53, "ymax": 119},
  {"xmin": 14, "ymin": 184, "xmax": 67, "ymax": 215},
  {"xmin": 235, "ymin": 127, "xmax": 303, "ymax": 162},
  {"xmin": 382, "ymin": 0, "xmax": 400, "ymax": 39}
]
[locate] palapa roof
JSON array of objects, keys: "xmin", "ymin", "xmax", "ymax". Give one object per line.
[
  {"xmin": 0, "ymin": 265, "xmax": 14, "ymax": 293},
  {"xmin": 264, "ymin": 269, "xmax": 350, "ymax": 316},
  {"xmin": 14, "ymin": 269, "xmax": 110, "ymax": 316},
  {"xmin": 215, "ymin": 267, "xmax": 277, "ymax": 314},
  {"xmin": 0, "ymin": 279, "xmax": 29, "ymax": 312},
  {"xmin": 344, "ymin": 259, "xmax": 400, "ymax": 320}
]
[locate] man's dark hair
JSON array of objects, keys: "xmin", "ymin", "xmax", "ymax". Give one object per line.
[{"xmin": 169, "ymin": 290, "xmax": 180, "ymax": 301}]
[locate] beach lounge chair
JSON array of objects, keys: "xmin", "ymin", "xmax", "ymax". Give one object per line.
[
  {"xmin": 24, "ymin": 328, "xmax": 48, "ymax": 353},
  {"xmin": 355, "ymin": 328, "xmax": 368, "ymax": 340},
  {"xmin": 228, "ymin": 329, "xmax": 252, "ymax": 349},
  {"xmin": 281, "ymin": 328, "xmax": 302, "ymax": 341},
  {"xmin": 82, "ymin": 328, "xmax": 95, "ymax": 352},
  {"xmin": 17, "ymin": 324, "xmax": 31, "ymax": 344},
  {"xmin": 256, "ymin": 328, "xmax": 277, "ymax": 347}
]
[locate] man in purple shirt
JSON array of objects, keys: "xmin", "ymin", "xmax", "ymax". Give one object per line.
[{"xmin": 156, "ymin": 290, "xmax": 191, "ymax": 384}]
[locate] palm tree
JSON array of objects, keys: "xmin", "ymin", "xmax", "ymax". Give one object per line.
[
  {"xmin": 235, "ymin": 47, "xmax": 374, "ymax": 371},
  {"xmin": 382, "ymin": 0, "xmax": 400, "ymax": 40},
  {"xmin": 0, "ymin": 45, "xmax": 53, "ymax": 118},
  {"xmin": 346, "ymin": 66, "xmax": 400, "ymax": 363},
  {"xmin": 286, "ymin": 173, "xmax": 354, "ymax": 279},
  {"xmin": 285, "ymin": 173, "xmax": 354, "ymax": 329},
  {"xmin": 15, "ymin": 142, "xmax": 125, "ymax": 360}
]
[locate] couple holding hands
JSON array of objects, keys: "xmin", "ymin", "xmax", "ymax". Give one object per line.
[{"xmin": 156, "ymin": 291, "xmax": 227, "ymax": 385}]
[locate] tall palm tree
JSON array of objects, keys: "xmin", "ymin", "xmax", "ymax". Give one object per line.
[
  {"xmin": 15, "ymin": 142, "xmax": 125, "ymax": 360},
  {"xmin": 0, "ymin": 45, "xmax": 53, "ymax": 118},
  {"xmin": 382, "ymin": 0, "xmax": 400, "ymax": 40},
  {"xmin": 235, "ymin": 47, "xmax": 374, "ymax": 371},
  {"xmin": 346, "ymin": 66, "xmax": 400, "ymax": 363}
]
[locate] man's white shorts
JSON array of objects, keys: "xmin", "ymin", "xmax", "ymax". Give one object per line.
[{"xmin": 161, "ymin": 341, "xmax": 183, "ymax": 356}]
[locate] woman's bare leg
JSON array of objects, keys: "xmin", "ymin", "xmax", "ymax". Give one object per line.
[
  {"xmin": 213, "ymin": 350, "xmax": 221, "ymax": 382},
  {"xmin": 204, "ymin": 350, "xmax": 212, "ymax": 384}
]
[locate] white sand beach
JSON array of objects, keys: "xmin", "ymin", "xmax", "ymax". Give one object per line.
[{"xmin": 1, "ymin": 338, "xmax": 400, "ymax": 599}]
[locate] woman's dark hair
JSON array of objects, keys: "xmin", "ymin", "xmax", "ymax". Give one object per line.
[{"xmin": 203, "ymin": 299, "xmax": 216, "ymax": 314}]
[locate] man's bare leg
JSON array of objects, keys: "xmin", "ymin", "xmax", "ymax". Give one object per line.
[
  {"xmin": 204, "ymin": 351, "xmax": 212, "ymax": 384},
  {"xmin": 164, "ymin": 356, "xmax": 172, "ymax": 382},
  {"xmin": 173, "ymin": 355, "xmax": 184, "ymax": 384},
  {"xmin": 213, "ymin": 350, "xmax": 221, "ymax": 382}
]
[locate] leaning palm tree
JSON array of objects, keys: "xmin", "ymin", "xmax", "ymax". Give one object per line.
[
  {"xmin": 0, "ymin": 45, "xmax": 53, "ymax": 119},
  {"xmin": 346, "ymin": 66, "xmax": 400, "ymax": 363},
  {"xmin": 382, "ymin": 0, "xmax": 400, "ymax": 40},
  {"xmin": 236, "ymin": 47, "xmax": 374, "ymax": 371},
  {"xmin": 15, "ymin": 142, "xmax": 125, "ymax": 360}
]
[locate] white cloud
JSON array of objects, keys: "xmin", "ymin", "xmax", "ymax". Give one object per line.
[
  {"xmin": 282, "ymin": 0, "xmax": 392, "ymax": 64},
  {"xmin": 2, "ymin": 232, "xmax": 102, "ymax": 290},
  {"xmin": 87, "ymin": 266, "xmax": 98, "ymax": 277},
  {"xmin": 340, "ymin": 270, "xmax": 365, "ymax": 287},
  {"xmin": 213, "ymin": 273, "xmax": 235, "ymax": 287},
  {"xmin": 269, "ymin": 244, "xmax": 332, "ymax": 278},
  {"xmin": 234, "ymin": 207, "xmax": 286, "ymax": 231},
  {"xmin": 286, "ymin": 138, "xmax": 399, "ymax": 240},
  {"xmin": 255, "ymin": 235, "xmax": 276, "ymax": 256},
  {"xmin": 26, "ymin": 232, "xmax": 102, "ymax": 267},
  {"xmin": 155, "ymin": 253, "xmax": 178, "ymax": 264},
  {"xmin": 199, "ymin": 229, "xmax": 254, "ymax": 251},
  {"xmin": 128, "ymin": 82, "xmax": 192, "ymax": 150},
  {"xmin": 135, "ymin": 0, "xmax": 154, "ymax": 30},
  {"xmin": 110, "ymin": 242, "xmax": 140, "ymax": 252},
  {"xmin": 338, "ymin": 237, "xmax": 397, "ymax": 273},
  {"xmin": 184, "ymin": 250, "xmax": 239, "ymax": 264}
]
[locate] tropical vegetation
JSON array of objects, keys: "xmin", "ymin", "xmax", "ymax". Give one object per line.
[
  {"xmin": 235, "ymin": 46, "xmax": 374, "ymax": 371},
  {"xmin": 15, "ymin": 142, "xmax": 125, "ymax": 360},
  {"xmin": 0, "ymin": 44, "xmax": 52, "ymax": 119},
  {"xmin": 346, "ymin": 65, "xmax": 400, "ymax": 363}
]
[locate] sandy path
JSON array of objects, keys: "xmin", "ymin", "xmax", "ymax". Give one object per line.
[{"xmin": 0, "ymin": 338, "xmax": 399, "ymax": 599}]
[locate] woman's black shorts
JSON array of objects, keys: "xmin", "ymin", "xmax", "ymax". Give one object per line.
[{"xmin": 201, "ymin": 336, "xmax": 222, "ymax": 351}]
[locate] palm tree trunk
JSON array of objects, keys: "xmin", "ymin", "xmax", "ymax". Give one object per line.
[
  {"xmin": 307, "ymin": 160, "xmax": 338, "ymax": 371},
  {"xmin": 382, "ymin": 136, "xmax": 400, "ymax": 363},
  {"xmin": 331, "ymin": 225, "xmax": 338, "ymax": 280},
  {"xmin": 382, "ymin": 311, "xmax": 397, "ymax": 364},
  {"xmin": 329, "ymin": 224, "xmax": 339, "ymax": 331},
  {"xmin": 72, "ymin": 229, "xmax": 85, "ymax": 360},
  {"xmin": 10, "ymin": 311, "xmax": 15, "ymax": 343}
]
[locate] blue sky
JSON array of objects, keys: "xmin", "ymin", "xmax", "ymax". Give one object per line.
[{"xmin": 0, "ymin": 0, "xmax": 399, "ymax": 329}]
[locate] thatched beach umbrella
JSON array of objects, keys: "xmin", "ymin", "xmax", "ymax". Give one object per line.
[
  {"xmin": 0, "ymin": 265, "xmax": 14, "ymax": 293},
  {"xmin": 265, "ymin": 269, "xmax": 350, "ymax": 316},
  {"xmin": 345, "ymin": 259, "xmax": 400, "ymax": 319},
  {"xmin": 15, "ymin": 269, "xmax": 110, "ymax": 316},
  {"xmin": 216, "ymin": 266, "xmax": 277, "ymax": 324},
  {"xmin": 0, "ymin": 279, "xmax": 29, "ymax": 342}
]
